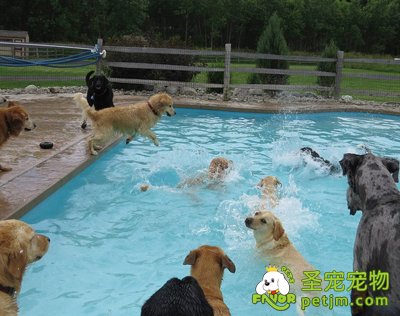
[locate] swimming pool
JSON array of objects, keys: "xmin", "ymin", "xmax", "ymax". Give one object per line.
[{"xmin": 19, "ymin": 109, "xmax": 400, "ymax": 315}]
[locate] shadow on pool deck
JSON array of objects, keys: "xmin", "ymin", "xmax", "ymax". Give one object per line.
[{"xmin": 0, "ymin": 93, "xmax": 399, "ymax": 219}]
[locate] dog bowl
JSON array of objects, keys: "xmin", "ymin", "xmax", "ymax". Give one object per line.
[{"xmin": 40, "ymin": 141, "xmax": 54, "ymax": 149}]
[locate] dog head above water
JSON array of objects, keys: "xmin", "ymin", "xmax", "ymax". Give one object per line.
[
  {"xmin": 148, "ymin": 92, "xmax": 176, "ymax": 117},
  {"xmin": 183, "ymin": 245, "xmax": 236, "ymax": 280},
  {"xmin": 340, "ymin": 153, "xmax": 400, "ymax": 215},
  {"xmin": 0, "ymin": 220, "xmax": 50, "ymax": 293},
  {"xmin": 208, "ymin": 157, "xmax": 232, "ymax": 180},
  {"xmin": 245, "ymin": 210, "xmax": 286, "ymax": 244},
  {"xmin": 258, "ymin": 176, "xmax": 281, "ymax": 190}
]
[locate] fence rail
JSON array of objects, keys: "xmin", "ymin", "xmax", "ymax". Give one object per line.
[{"xmin": 0, "ymin": 40, "xmax": 399, "ymax": 102}]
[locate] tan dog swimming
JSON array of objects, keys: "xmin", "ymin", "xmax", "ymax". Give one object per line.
[
  {"xmin": 0, "ymin": 220, "xmax": 50, "ymax": 316},
  {"xmin": 178, "ymin": 157, "xmax": 233, "ymax": 188},
  {"xmin": 245, "ymin": 210, "xmax": 315, "ymax": 295},
  {"xmin": 74, "ymin": 92, "xmax": 175, "ymax": 155},
  {"xmin": 258, "ymin": 175, "xmax": 281, "ymax": 208}
]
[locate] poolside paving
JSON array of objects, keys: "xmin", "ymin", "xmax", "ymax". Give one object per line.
[{"xmin": 0, "ymin": 92, "xmax": 399, "ymax": 219}]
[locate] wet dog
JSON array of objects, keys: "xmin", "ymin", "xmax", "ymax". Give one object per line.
[
  {"xmin": 178, "ymin": 157, "xmax": 233, "ymax": 188},
  {"xmin": 81, "ymin": 70, "xmax": 114, "ymax": 129},
  {"xmin": 258, "ymin": 176, "xmax": 281, "ymax": 208},
  {"xmin": 300, "ymin": 147, "xmax": 340, "ymax": 174},
  {"xmin": 74, "ymin": 92, "xmax": 175, "ymax": 155},
  {"xmin": 184, "ymin": 245, "xmax": 236, "ymax": 316},
  {"xmin": 141, "ymin": 276, "xmax": 213, "ymax": 316},
  {"xmin": 0, "ymin": 220, "xmax": 50, "ymax": 316},
  {"xmin": 245, "ymin": 210, "xmax": 315, "ymax": 295},
  {"xmin": 340, "ymin": 153, "xmax": 400, "ymax": 315},
  {"xmin": 0, "ymin": 101, "xmax": 36, "ymax": 171}
]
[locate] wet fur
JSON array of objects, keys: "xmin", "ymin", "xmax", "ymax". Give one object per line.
[
  {"xmin": 74, "ymin": 92, "xmax": 176, "ymax": 155},
  {"xmin": 184, "ymin": 245, "xmax": 236, "ymax": 316},
  {"xmin": 0, "ymin": 220, "xmax": 49, "ymax": 316},
  {"xmin": 178, "ymin": 157, "xmax": 232, "ymax": 188},
  {"xmin": 245, "ymin": 211, "xmax": 315, "ymax": 295},
  {"xmin": 258, "ymin": 176, "xmax": 281, "ymax": 208},
  {"xmin": 0, "ymin": 102, "xmax": 36, "ymax": 171},
  {"xmin": 141, "ymin": 276, "xmax": 213, "ymax": 316}
]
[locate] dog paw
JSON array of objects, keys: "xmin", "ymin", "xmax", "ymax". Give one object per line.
[{"xmin": 91, "ymin": 150, "xmax": 98, "ymax": 156}]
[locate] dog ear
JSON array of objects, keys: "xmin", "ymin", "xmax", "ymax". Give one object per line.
[
  {"xmin": 5, "ymin": 108, "xmax": 24, "ymax": 135},
  {"xmin": 339, "ymin": 153, "xmax": 363, "ymax": 176},
  {"xmin": 7, "ymin": 101, "xmax": 18, "ymax": 108},
  {"xmin": 221, "ymin": 254, "xmax": 236, "ymax": 273},
  {"xmin": 183, "ymin": 250, "xmax": 198, "ymax": 266},
  {"xmin": 277, "ymin": 273, "xmax": 290, "ymax": 295},
  {"xmin": 0, "ymin": 249, "xmax": 27, "ymax": 286},
  {"xmin": 7, "ymin": 250, "xmax": 27, "ymax": 282},
  {"xmin": 273, "ymin": 220, "xmax": 285, "ymax": 241},
  {"xmin": 381, "ymin": 157, "xmax": 399, "ymax": 183}
]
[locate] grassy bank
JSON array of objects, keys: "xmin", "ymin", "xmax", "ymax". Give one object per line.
[
  {"xmin": 0, "ymin": 65, "xmax": 94, "ymax": 89},
  {"xmin": 0, "ymin": 56, "xmax": 399, "ymax": 103}
]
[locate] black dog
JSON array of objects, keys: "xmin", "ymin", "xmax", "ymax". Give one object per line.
[
  {"xmin": 300, "ymin": 147, "xmax": 340, "ymax": 174},
  {"xmin": 81, "ymin": 70, "xmax": 114, "ymax": 129},
  {"xmin": 141, "ymin": 276, "xmax": 213, "ymax": 316}
]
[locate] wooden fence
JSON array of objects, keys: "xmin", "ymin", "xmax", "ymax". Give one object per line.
[
  {"xmin": 103, "ymin": 41, "xmax": 400, "ymax": 101},
  {"xmin": 0, "ymin": 39, "xmax": 399, "ymax": 102}
]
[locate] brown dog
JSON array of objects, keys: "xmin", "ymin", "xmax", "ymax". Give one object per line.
[
  {"xmin": 183, "ymin": 245, "xmax": 236, "ymax": 316},
  {"xmin": 245, "ymin": 211, "xmax": 314, "ymax": 295},
  {"xmin": 0, "ymin": 102, "xmax": 36, "ymax": 171},
  {"xmin": 74, "ymin": 92, "xmax": 176, "ymax": 155},
  {"xmin": 0, "ymin": 220, "xmax": 50, "ymax": 316},
  {"xmin": 258, "ymin": 175, "xmax": 281, "ymax": 208}
]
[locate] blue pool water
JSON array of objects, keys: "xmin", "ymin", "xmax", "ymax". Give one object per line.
[{"xmin": 20, "ymin": 109, "xmax": 400, "ymax": 315}]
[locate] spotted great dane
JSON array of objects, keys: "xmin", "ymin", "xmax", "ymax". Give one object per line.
[{"xmin": 340, "ymin": 153, "xmax": 400, "ymax": 315}]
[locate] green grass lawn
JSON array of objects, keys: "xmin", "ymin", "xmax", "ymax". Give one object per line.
[
  {"xmin": 0, "ymin": 65, "xmax": 94, "ymax": 89},
  {"xmin": 193, "ymin": 62, "xmax": 400, "ymax": 103},
  {"xmin": 1, "ymin": 62, "xmax": 399, "ymax": 103}
]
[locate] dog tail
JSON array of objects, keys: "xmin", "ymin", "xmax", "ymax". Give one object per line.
[
  {"xmin": 85, "ymin": 70, "xmax": 95, "ymax": 86},
  {"xmin": 74, "ymin": 93, "xmax": 97, "ymax": 121}
]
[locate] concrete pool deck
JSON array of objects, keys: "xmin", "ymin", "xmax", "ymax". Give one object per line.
[{"xmin": 0, "ymin": 92, "xmax": 399, "ymax": 219}]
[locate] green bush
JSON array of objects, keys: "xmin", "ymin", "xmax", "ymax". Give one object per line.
[
  {"xmin": 249, "ymin": 13, "xmax": 289, "ymax": 95},
  {"xmin": 206, "ymin": 63, "xmax": 229, "ymax": 93},
  {"xmin": 317, "ymin": 40, "xmax": 338, "ymax": 87},
  {"xmin": 247, "ymin": 73, "xmax": 261, "ymax": 84},
  {"xmin": 106, "ymin": 35, "xmax": 198, "ymax": 90}
]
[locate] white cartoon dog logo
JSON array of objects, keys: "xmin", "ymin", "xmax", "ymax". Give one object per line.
[{"xmin": 256, "ymin": 266, "xmax": 290, "ymax": 295}]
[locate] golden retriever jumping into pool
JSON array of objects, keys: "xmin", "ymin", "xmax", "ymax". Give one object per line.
[
  {"xmin": 74, "ymin": 92, "xmax": 176, "ymax": 155},
  {"xmin": 0, "ymin": 220, "xmax": 50, "ymax": 316}
]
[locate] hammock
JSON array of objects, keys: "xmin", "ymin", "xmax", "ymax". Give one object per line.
[{"xmin": 0, "ymin": 45, "xmax": 105, "ymax": 68}]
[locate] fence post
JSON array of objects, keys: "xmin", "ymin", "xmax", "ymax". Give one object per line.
[
  {"xmin": 96, "ymin": 38, "xmax": 103, "ymax": 75},
  {"xmin": 334, "ymin": 50, "xmax": 344, "ymax": 99},
  {"xmin": 223, "ymin": 43, "xmax": 231, "ymax": 101}
]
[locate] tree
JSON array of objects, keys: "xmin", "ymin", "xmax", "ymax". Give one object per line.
[
  {"xmin": 250, "ymin": 12, "xmax": 289, "ymax": 92},
  {"xmin": 317, "ymin": 40, "xmax": 338, "ymax": 90}
]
